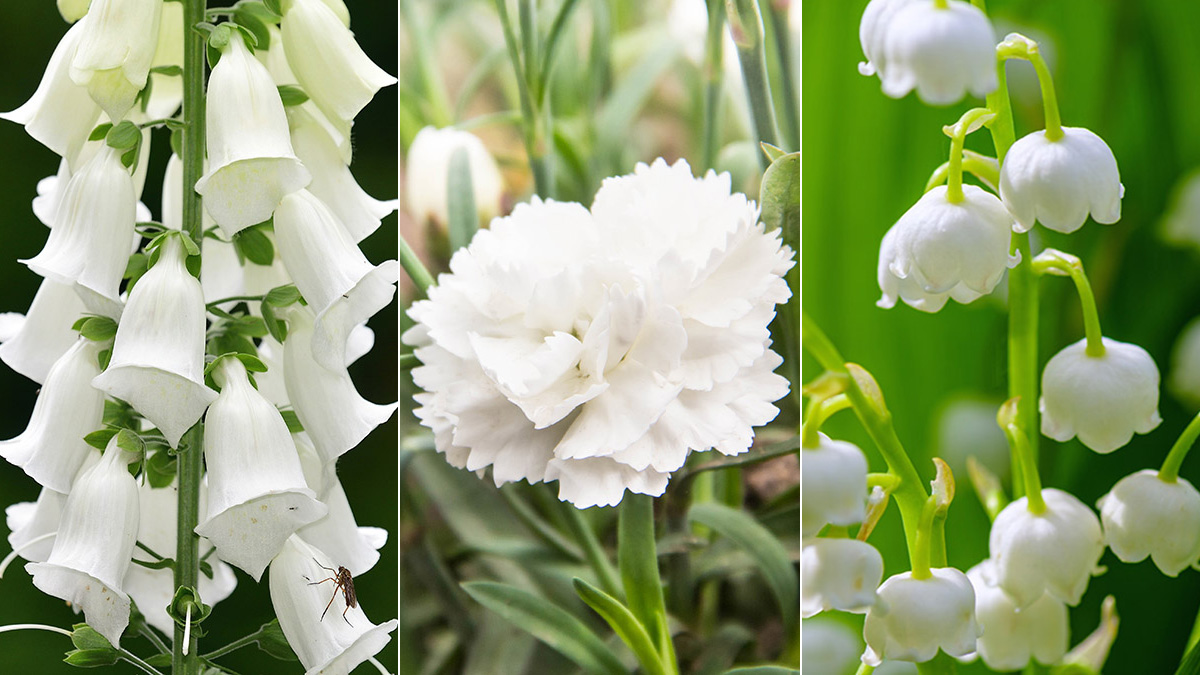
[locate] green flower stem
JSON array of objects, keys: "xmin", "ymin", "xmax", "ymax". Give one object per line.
[
  {"xmin": 399, "ymin": 233, "xmax": 435, "ymax": 297},
  {"xmin": 618, "ymin": 495, "xmax": 679, "ymax": 675},
  {"xmin": 726, "ymin": 0, "xmax": 779, "ymax": 169},
  {"xmin": 1031, "ymin": 249, "xmax": 1105, "ymax": 357},
  {"xmin": 1159, "ymin": 410, "xmax": 1200, "ymax": 482},
  {"xmin": 856, "ymin": 664, "xmax": 876, "ymax": 675},
  {"xmin": 562, "ymin": 505, "xmax": 623, "ymax": 600},
  {"xmin": 910, "ymin": 496, "xmax": 939, "ymax": 580},
  {"xmin": 933, "ymin": 0, "xmax": 950, "ymax": 9},
  {"xmin": 942, "ymin": 108, "xmax": 994, "ymax": 204},
  {"xmin": 700, "ymin": 0, "xmax": 726, "ymax": 170},
  {"xmin": 801, "ymin": 393, "xmax": 851, "ymax": 447},
  {"xmin": 120, "ymin": 650, "xmax": 168, "ymax": 675},
  {"xmin": 767, "ymin": 0, "xmax": 799, "ymax": 152},
  {"xmin": 200, "ymin": 631, "xmax": 260, "ymax": 660},
  {"xmin": 399, "ymin": 0, "xmax": 453, "ymax": 127},
  {"xmin": 493, "ymin": 0, "xmax": 551, "ymax": 197},
  {"xmin": 173, "ymin": 425, "xmax": 204, "ymax": 674},
  {"xmin": 1002, "ymin": 418, "xmax": 1046, "ymax": 514},
  {"xmin": 923, "ymin": 150, "xmax": 1000, "ymax": 193},
  {"xmin": 997, "ymin": 34, "xmax": 1063, "ymax": 141}
]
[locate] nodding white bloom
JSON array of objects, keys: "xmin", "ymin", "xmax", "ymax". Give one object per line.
[
  {"xmin": 195, "ymin": 32, "xmax": 311, "ymax": 237},
  {"xmin": 280, "ymin": 0, "xmax": 396, "ymax": 123},
  {"xmin": 0, "ymin": 278, "xmax": 88, "ymax": 384},
  {"xmin": 144, "ymin": 1, "xmax": 184, "ymax": 120},
  {"xmin": 258, "ymin": 25, "xmax": 352, "ymax": 164},
  {"xmin": 7, "ymin": 487, "xmax": 68, "ymax": 564},
  {"xmin": 196, "ymin": 357, "xmax": 327, "ymax": 581},
  {"xmin": 862, "ymin": 567, "xmax": 980, "ymax": 666},
  {"xmin": 0, "ymin": 18, "xmax": 101, "ymax": 165},
  {"xmin": 290, "ymin": 105, "xmax": 394, "ymax": 243},
  {"xmin": 877, "ymin": 185, "xmax": 1019, "ymax": 313},
  {"xmin": 801, "ymin": 538, "xmax": 884, "ymax": 617},
  {"xmin": 1040, "ymin": 337, "xmax": 1162, "ymax": 454},
  {"xmin": 269, "ymin": 535, "xmax": 398, "ymax": 675},
  {"xmin": 92, "ymin": 237, "xmax": 218, "ymax": 447},
  {"xmin": 1170, "ymin": 317, "xmax": 1200, "ymax": 408},
  {"xmin": 404, "ymin": 126, "xmax": 505, "ymax": 229},
  {"xmin": 27, "ymin": 441, "xmax": 139, "ymax": 647},
  {"xmin": 803, "ymin": 619, "xmax": 865, "ymax": 675},
  {"xmin": 0, "ymin": 338, "xmax": 105, "ymax": 493},
  {"xmin": 858, "ymin": 0, "xmax": 915, "ymax": 78},
  {"xmin": 125, "ymin": 480, "xmax": 238, "ymax": 636},
  {"xmin": 989, "ymin": 488, "xmax": 1105, "ymax": 608},
  {"xmin": 58, "ymin": 0, "xmax": 90, "ymax": 23},
  {"xmin": 878, "ymin": 0, "xmax": 998, "ymax": 105},
  {"xmin": 1162, "ymin": 170, "xmax": 1200, "ymax": 251},
  {"xmin": 22, "ymin": 145, "xmax": 135, "ymax": 316},
  {"xmin": 965, "ymin": 560, "xmax": 1069, "ymax": 671},
  {"xmin": 33, "ymin": 161, "xmax": 72, "ymax": 227},
  {"xmin": 298, "ymin": 471, "xmax": 388, "ymax": 577},
  {"xmin": 802, "ymin": 434, "xmax": 868, "ymax": 536},
  {"xmin": 68, "ymin": 0, "xmax": 162, "ymax": 121},
  {"xmin": 404, "ymin": 159, "xmax": 793, "ymax": 508},
  {"xmin": 274, "ymin": 189, "xmax": 398, "ymax": 371},
  {"xmin": 1097, "ymin": 469, "xmax": 1200, "ymax": 576},
  {"xmin": 1000, "ymin": 127, "xmax": 1123, "ymax": 234}
]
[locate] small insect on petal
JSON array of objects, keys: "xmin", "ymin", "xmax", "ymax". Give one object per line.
[{"xmin": 306, "ymin": 558, "xmax": 357, "ymax": 626}]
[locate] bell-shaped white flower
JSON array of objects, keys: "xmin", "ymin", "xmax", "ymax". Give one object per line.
[
  {"xmin": 858, "ymin": 0, "xmax": 915, "ymax": 78},
  {"xmin": 877, "ymin": 185, "xmax": 1019, "ymax": 313},
  {"xmin": 803, "ymin": 619, "xmax": 865, "ymax": 675},
  {"xmin": 989, "ymin": 488, "xmax": 1105, "ymax": 608},
  {"xmin": 1170, "ymin": 317, "xmax": 1200, "ymax": 408},
  {"xmin": 282, "ymin": 305, "xmax": 396, "ymax": 464},
  {"xmin": 879, "ymin": 0, "xmax": 998, "ymax": 105},
  {"xmin": 33, "ymin": 160, "xmax": 72, "ymax": 227},
  {"xmin": 965, "ymin": 560, "xmax": 1069, "ymax": 671},
  {"xmin": 22, "ymin": 145, "xmax": 135, "ymax": 315},
  {"xmin": 862, "ymin": 567, "xmax": 980, "ymax": 665},
  {"xmin": 269, "ymin": 535, "xmax": 398, "ymax": 674},
  {"xmin": 6, "ymin": 487, "xmax": 68, "ymax": 565},
  {"xmin": 273, "ymin": 189, "xmax": 397, "ymax": 371},
  {"xmin": 0, "ymin": 338, "xmax": 105, "ymax": 493},
  {"xmin": 58, "ymin": 0, "xmax": 90, "ymax": 23},
  {"xmin": 195, "ymin": 31, "xmax": 311, "ymax": 237},
  {"xmin": 1040, "ymin": 337, "xmax": 1162, "ymax": 454},
  {"xmin": 404, "ymin": 126, "xmax": 505, "ymax": 229},
  {"xmin": 298, "ymin": 472, "xmax": 387, "ymax": 577},
  {"xmin": 68, "ymin": 0, "xmax": 162, "ymax": 121},
  {"xmin": 27, "ymin": 441, "xmax": 139, "ymax": 647},
  {"xmin": 92, "ymin": 237, "xmax": 218, "ymax": 447},
  {"xmin": 280, "ymin": 0, "xmax": 396, "ymax": 123},
  {"xmin": 802, "ymin": 434, "xmax": 868, "ymax": 536},
  {"xmin": 258, "ymin": 25, "xmax": 352, "ymax": 164},
  {"xmin": 1, "ymin": 18, "xmax": 101, "ymax": 165},
  {"xmin": 1162, "ymin": 170, "xmax": 1200, "ymax": 252},
  {"xmin": 1000, "ymin": 127, "xmax": 1123, "ymax": 234},
  {"xmin": 196, "ymin": 357, "xmax": 327, "ymax": 581},
  {"xmin": 801, "ymin": 537, "xmax": 883, "ymax": 618},
  {"xmin": 1097, "ymin": 469, "xmax": 1200, "ymax": 576},
  {"xmin": 0, "ymin": 278, "xmax": 88, "ymax": 384}
]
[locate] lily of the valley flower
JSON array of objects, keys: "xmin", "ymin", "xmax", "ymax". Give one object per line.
[
  {"xmin": 0, "ymin": 338, "xmax": 105, "ymax": 493},
  {"xmin": 92, "ymin": 237, "xmax": 218, "ymax": 447},
  {"xmin": 858, "ymin": 0, "xmax": 914, "ymax": 79},
  {"xmin": 195, "ymin": 31, "xmax": 311, "ymax": 237},
  {"xmin": 862, "ymin": 567, "xmax": 980, "ymax": 665},
  {"xmin": 1171, "ymin": 318, "xmax": 1200, "ymax": 408},
  {"xmin": 0, "ymin": 278, "xmax": 88, "ymax": 384},
  {"xmin": 878, "ymin": 0, "xmax": 998, "ymax": 105},
  {"xmin": 6, "ymin": 486, "xmax": 68, "ymax": 564},
  {"xmin": 68, "ymin": 0, "xmax": 162, "ymax": 121},
  {"xmin": 1041, "ymin": 337, "xmax": 1162, "ymax": 454},
  {"xmin": 804, "ymin": 619, "xmax": 866, "ymax": 675},
  {"xmin": 196, "ymin": 357, "xmax": 327, "ymax": 581},
  {"xmin": 801, "ymin": 537, "xmax": 884, "ymax": 618},
  {"xmin": 965, "ymin": 560, "xmax": 1069, "ymax": 671},
  {"xmin": 1000, "ymin": 127, "xmax": 1123, "ymax": 234},
  {"xmin": 404, "ymin": 126, "xmax": 505, "ymax": 228},
  {"xmin": 1097, "ymin": 469, "xmax": 1200, "ymax": 576},
  {"xmin": 269, "ymin": 535, "xmax": 398, "ymax": 674},
  {"xmin": 802, "ymin": 434, "xmax": 868, "ymax": 536},
  {"xmin": 27, "ymin": 440, "xmax": 139, "ymax": 647}
]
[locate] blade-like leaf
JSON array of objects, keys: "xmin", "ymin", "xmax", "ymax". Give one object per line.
[{"xmin": 573, "ymin": 577, "xmax": 667, "ymax": 675}]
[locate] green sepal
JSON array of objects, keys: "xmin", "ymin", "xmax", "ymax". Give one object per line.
[
  {"xmin": 234, "ymin": 224, "xmax": 275, "ymax": 265},
  {"xmin": 63, "ymin": 649, "xmax": 119, "ymax": 667},
  {"xmin": 169, "ymin": 586, "xmax": 212, "ymax": 635},
  {"xmin": 254, "ymin": 619, "xmax": 300, "ymax": 662},
  {"xmin": 75, "ymin": 316, "xmax": 118, "ymax": 342},
  {"xmin": 280, "ymin": 409, "xmax": 304, "ymax": 433},
  {"xmin": 233, "ymin": 4, "xmax": 273, "ymax": 51},
  {"xmin": 145, "ymin": 446, "xmax": 178, "ymax": 488},
  {"xmin": 760, "ymin": 142, "xmax": 786, "ymax": 163},
  {"xmin": 262, "ymin": 0, "xmax": 284, "ymax": 18},
  {"xmin": 97, "ymin": 348, "xmax": 112, "ymax": 371},
  {"xmin": 277, "ymin": 84, "xmax": 309, "ymax": 106},
  {"xmin": 149, "ymin": 64, "xmax": 183, "ymax": 77},
  {"xmin": 84, "ymin": 429, "xmax": 119, "ymax": 450},
  {"xmin": 264, "ymin": 284, "xmax": 301, "ymax": 307},
  {"xmin": 105, "ymin": 121, "xmax": 141, "ymax": 150},
  {"xmin": 262, "ymin": 302, "xmax": 288, "ymax": 343},
  {"xmin": 759, "ymin": 151, "xmax": 798, "ymax": 233},
  {"xmin": 70, "ymin": 624, "xmax": 114, "ymax": 652},
  {"xmin": 88, "ymin": 123, "xmax": 114, "ymax": 142}
]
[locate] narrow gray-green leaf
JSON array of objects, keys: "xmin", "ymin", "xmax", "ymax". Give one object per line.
[
  {"xmin": 446, "ymin": 146, "xmax": 477, "ymax": 253},
  {"xmin": 573, "ymin": 578, "xmax": 667, "ymax": 675},
  {"xmin": 722, "ymin": 668, "xmax": 799, "ymax": 675}
]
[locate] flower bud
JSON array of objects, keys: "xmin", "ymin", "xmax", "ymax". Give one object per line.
[
  {"xmin": 1000, "ymin": 127, "xmax": 1123, "ymax": 234},
  {"xmin": 6, "ymin": 486, "xmax": 68, "ymax": 564},
  {"xmin": 1040, "ymin": 337, "xmax": 1161, "ymax": 454},
  {"xmin": 1097, "ymin": 469, "xmax": 1200, "ymax": 576},
  {"xmin": 802, "ymin": 433, "xmax": 868, "ymax": 536},
  {"xmin": 0, "ymin": 278, "xmax": 88, "ymax": 384},
  {"xmin": 878, "ymin": 0, "xmax": 997, "ymax": 105},
  {"xmin": 862, "ymin": 567, "xmax": 980, "ymax": 665},
  {"xmin": 404, "ymin": 126, "xmax": 505, "ymax": 228},
  {"xmin": 68, "ymin": 0, "xmax": 162, "ymax": 121},
  {"xmin": 801, "ymin": 537, "xmax": 883, "ymax": 618},
  {"xmin": 989, "ymin": 488, "xmax": 1105, "ymax": 608},
  {"xmin": 965, "ymin": 559, "xmax": 1069, "ymax": 671}
]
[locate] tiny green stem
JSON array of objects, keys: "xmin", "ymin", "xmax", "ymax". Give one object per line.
[
  {"xmin": 561, "ymin": 504, "xmax": 623, "ymax": 600},
  {"xmin": 139, "ymin": 624, "xmax": 171, "ymax": 655},
  {"xmin": 200, "ymin": 632, "xmax": 260, "ymax": 661},
  {"xmin": 801, "ymin": 394, "xmax": 851, "ymax": 447},
  {"xmin": 1160, "ymin": 410, "xmax": 1200, "ymax": 482},
  {"xmin": 205, "ymin": 295, "xmax": 264, "ymax": 309},
  {"xmin": 924, "ymin": 150, "xmax": 1000, "ymax": 193},
  {"xmin": 399, "ymin": 234, "xmax": 435, "ymax": 297},
  {"xmin": 493, "ymin": 0, "xmax": 550, "ymax": 197},
  {"xmin": 855, "ymin": 664, "xmax": 876, "ymax": 675},
  {"xmin": 727, "ymin": 0, "xmax": 779, "ymax": 168},
  {"xmin": 700, "ymin": 0, "xmax": 725, "ymax": 170},
  {"xmin": 1003, "ymin": 421, "xmax": 1045, "ymax": 513},
  {"xmin": 998, "ymin": 35, "xmax": 1063, "ymax": 140},
  {"xmin": 400, "ymin": 0, "xmax": 453, "ymax": 126},
  {"xmin": 1032, "ymin": 250, "xmax": 1105, "ymax": 357},
  {"xmin": 910, "ymin": 496, "xmax": 938, "ymax": 580},
  {"xmin": 120, "ymin": 650, "xmax": 168, "ymax": 675},
  {"xmin": 941, "ymin": 108, "xmax": 995, "ymax": 203},
  {"xmin": 868, "ymin": 472, "xmax": 900, "ymax": 492}
]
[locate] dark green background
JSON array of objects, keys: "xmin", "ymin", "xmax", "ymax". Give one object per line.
[
  {"xmin": 806, "ymin": 0, "xmax": 1200, "ymax": 672},
  {"xmin": 0, "ymin": 2, "xmax": 397, "ymax": 673}
]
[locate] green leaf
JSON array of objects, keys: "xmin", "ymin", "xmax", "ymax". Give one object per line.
[
  {"xmin": 115, "ymin": 428, "xmax": 145, "ymax": 456},
  {"xmin": 78, "ymin": 316, "xmax": 118, "ymax": 342},
  {"xmin": 722, "ymin": 668, "xmax": 799, "ymax": 675},
  {"xmin": 106, "ymin": 121, "xmax": 141, "ymax": 150},
  {"xmin": 759, "ymin": 152, "xmax": 798, "ymax": 233},
  {"xmin": 262, "ymin": 302, "xmax": 288, "ymax": 343},
  {"xmin": 170, "ymin": 128, "xmax": 184, "ymax": 157},
  {"xmin": 280, "ymin": 409, "xmax": 304, "ymax": 433},
  {"xmin": 234, "ymin": 226, "xmax": 275, "ymax": 265},
  {"xmin": 179, "ymin": 231, "xmax": 201, "ymax": 257},
  {"xmin": 97, "ymin": 348, "xmax": 112, "ymax": 371},
  {"xmin": 263, "ymin": 284, "xmax": 302, "ymax": 307},
  {"xmin": 255, "ymin": 619, "xmax": 300, "ymax": 661},
  {"xmin": 235, "ymin": 353, "xmax": 268, "ymax": 373},
  {"xmin": 146, "ymin": 448, "xmax": 178, "ymax": 488},
  {"xmin": 759, "ymin": 142, "xmax": 786, "ymax": 163},
  {"xmin": 262, "ymin": 0, "xmax": 283, "ymax": 18},
  {"xmin": 688, "ymin": 502, "xmax": 798, "ymax": 633},
  {"xmin": 233, "ymin": 7, "xmax": 271, "ymax": 51},
  {"xmin": 446, "ymin": 146, "xmax": 478, "ymax": 252},
  {"xmin": 461, "ymin": 581, "xmax": 627, "ymax": 675},
  {"xmin": 277, "ymin": 85, "xmax": 309, "ymax": 106},
  {"xmin": 572, "ymin": 578, "xmax": 667, "ymax": 675},
  {"xmin": 70, "ymin": 624, "xmax": 114, "ymax": 651},
  {"xmin": 150, "ymin": 64, "xmax": 183, "ymax": 77},
  {"xmin": 88, "ymin": 123, "xmax": 114, "ymax": 142},
  {"xmin": 84, "ymin": 429, "xmax": 119, "ymax": 450},
  {"xmin": 63, "ymin": 649, "xmax": 119, "ymax": 667}
]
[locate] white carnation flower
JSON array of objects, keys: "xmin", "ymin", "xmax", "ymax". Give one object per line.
[
  {"xmin": 1000, "ymin": 127, "xmax": 1123, "ymax": 234},
  {"xmin": 1097, "ymin": 469, "xmax": 1200, "ymax": 577},
  {"xmin": 862, "ymin": 567, "xmax": 980, "ymax": 666},
  {"xmin": 878, "ymin": 0, "xmax": 998, "ymax": 105},
  {"xmin": 403, "ymin": 159, "xmax": 793, "ymax": 508}
]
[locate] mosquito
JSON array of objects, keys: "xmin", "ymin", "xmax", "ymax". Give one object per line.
[{"xmin": 305, "ymin": 558, "xmax": 357, "ymax": 626}]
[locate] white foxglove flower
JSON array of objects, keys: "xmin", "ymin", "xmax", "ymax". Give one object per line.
[
  {"xmin": 877, "ymin": 185, "xmax": 1019, "ymax": 313},
  {"xmin": 7, "ymin": 487, "xmax": 68, "ymax": 564},
  {"xmin": 145, "ymin": 1, "xmax": 184, "ymax": 119},
  {"xmin": 273, "ymin": 189, "xmax": 397, "ymax": 371},
  {"xmin": 27, "ymin": 441, "xmax": 139, "ymax": 647},
  {"xmin": 1169, "ymin": 317, "xmax": 1200, "ymax": 407},
  {"xmin": 803, "ymin": 619, "xmax": 864, "ymax": 675},
  {"xmin": 862, "ymin": 567, "xmax": 980, "ymax": 666},
  {"xmin": 92, "ymin": 237, "xmax": 218, "ymax": 447},
  {"xmin": 802, "ymin": 434, "xmax": 868, "ymax": 536},
  {"xmin": 1040, "ymin": 337, "xmax": 1162, "ymax": 454},
  {"xmin": 0, "ymin": 278, "xmax": 88, "ymax": 384},
  {"xmin": 1097, "ymin": 469, "xmax": 1200, "ymax": 576},
  {"xmin": 290, "ymin": 105, "xmax": 394, "ymax": 243},
  {"xmin": 0, "ymin": 338, "xmax": 105, "ymax": 493},
  {"xmin": 879, "ymin": 0, "xmax": 998, "ymax": 105},
  {"xmin": 33, "ymin": 161, "xmax": 72, "ymax": 227},
  {"xmin": 989, "ymin": 488, "xmax": 1105, "ymax": 608},
  {"xmin": 58, "ymin": 0, "xmax": 90, "ymax": 23},
  {"xmin": 0, "ymin": 18, "xmax": 101, "ymax": 165},
  {"xmin": 269, "ymin": 535, "xmax": 397, "ymax": 674},
  {"xmin": 801, "ymin": 538, "xmax": 883, "ymax": 617},
  {"xmin": 858, "ymin": 0, "xmax": 914, "ymax": 78},
  {"xmin": 68, "ymin": 0, "xmax": 162, "ymax": 121},
  {"xmin": 1000, "ymin": 127, "xmax": 1123, "ymax": 234},
  {"xmin": 258, "ymin": 25, "xmax": 352, "ymax": 164},
  {"xmin": 298, "ymin": 472, "xmax": 387, "ymax": 577},
  {"xmin": 282, "ymin": 305, "xmax": 396, "ymax": 464},
  {"xmin": 196, "ymin": 357, "xmax": 327, "ymax": 581},
  {"xmin": 280, "ymin": 0, "xmax": 396, "ymax": 123},
  {"xmin": 404, "ymin": 126, "xmax": 505, "ymax": 229},
  {"xmin": 22, "ymin": 145, "xmax": 135, "ymax": 316},
  {"xmin": 195, "ymin": 32, "xmax": 311, "ymax": 237},
  {"xmin": 965, "ymin": 560, "xmax": 1068, "ymax": 671}
]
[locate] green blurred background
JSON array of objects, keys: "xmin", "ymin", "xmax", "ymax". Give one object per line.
[
  {"xmin": 805, "ymin": 0, "xmax": 1200, "ymax": 672},
  {"xmin": 0, "ymin": 2, "xmax": 397, "ymax": 672}
]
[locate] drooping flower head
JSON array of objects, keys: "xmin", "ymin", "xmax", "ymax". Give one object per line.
[
  {"xmin": 876, "ymin": 0, "xmax": 998, "ymax": 105},
  {"xmin": 965, "ymin": 559, "xmax": 1069, "ymax": 671},
  {"xmin": 862, "ymin": 567, "xmax": 980, "ymax": 665},
  {"xmin": 404, "ymin": 126, "xmax": 505, "ymax": 229},
  {"xmin": 68, "ymin": 0, "xmax": 163, "ymax": 121},
  {"xmin": 802, "ymin": 537, "xmax": 884, "ymax": 618},
  {"xmin": 1000, "ymin": 127, "xmax": 1123, "ymax": 234},
  {"xmin": 1097, "ymin": 469, "xmax": 1200, "ymax": 577},
  {"xmin": 802, "ymin": 433, "xmax": 868, "ymax": 536}
]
